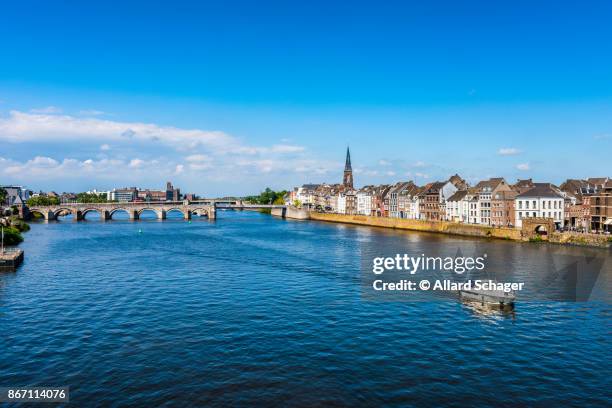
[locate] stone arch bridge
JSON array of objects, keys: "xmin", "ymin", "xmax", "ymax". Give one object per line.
[{"xmin": 26, "ymin": 200, "xmax": 285, "ymax": 221}]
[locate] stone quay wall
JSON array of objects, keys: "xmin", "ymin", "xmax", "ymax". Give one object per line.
[
  {"xmin": 306, "ymin": 212, "xmax": 611, "ymax": 248},
  {"xmin": 308, "ymin": 212, "xmax": 522, "ymax": 240}
]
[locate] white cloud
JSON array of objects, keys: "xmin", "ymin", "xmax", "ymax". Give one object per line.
[
  {"xmin": 79, "ymin": 109, "xmax": 106, "ymax": 116},
  {"xmin": 593, "ymin": 134, "xmax": 611, "ymax": 140},
  {"xmin": 516, "ymin": 163, "xmax": 530, "ymax": 171},
  {"xmin": 0, "ymin": 110, "xmax": 237, "ymax": 152},
  {"xmin": 30, "ymin": 106, "xmax": 62, "ymax": 114},
  {"xmin": 378, "ymin": 159, "xmax": 391, "ymax": 166},
  {"xmin": 185, "ymin": 154, "xmax": 211, "ymax": 162},
  {"xmin": 0, "ymin": 109, "xmax": 337, "ymax": 188},
  {"xmin": 412, "ymin": 161, "xmax": 426, "ymax": 168},
  {"xmin": 129, "ymin": 158, "xmax": 145, "ymax": 168},
  {"xmin": 189, "ymin": 163, "xmax": 212, "ymax": 171},
  {"xmin": 498, "ymin": 147, "xmax": 521, "ymax": 156},
  {"xmin": 270, "ymin": 144, "xmax": 305, "ymax": 153},
  {"xmin": 0, "ymin": 111, "xmax": 310, "ymax": 160},
  {"xmin": 385, "ymin": 171, "xmax": 396, "ymax": 176},
  {"xmin": 415, "ymin": 172, "xmax": 430, "ymax": 178}
]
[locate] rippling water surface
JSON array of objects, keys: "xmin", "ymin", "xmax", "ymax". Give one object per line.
[{"xmin": 1, "ymin": 211, "xmax": 610, "ymax": 406}]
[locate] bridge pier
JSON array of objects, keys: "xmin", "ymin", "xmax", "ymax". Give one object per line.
[
  {"xmin": 44, "ymin": 211, "xmax": 56, "ymax": 221},
  {"xmin": 159, "ymin": 210, "xmax": 166, "ymax": 220},
  {"xmin": 129, "ymin": 210, "xmax": 139, "ymax": 221},
  {"xmin": 73, "ymin": 210, "xmax": 83, "ymax": 222},
  {"xmin": 209, "ymin": 208, "xmax": 216, "ymax": 219},
  {"xmin": 100, "ymin": 210, "xmax": 110, "ymax": 221},
  {"xmin": 184, "ymin": 210, "xmax": 192, "ymax": 220}
]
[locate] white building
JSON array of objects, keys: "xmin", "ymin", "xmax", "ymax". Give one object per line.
[
  {"xmin": 464, "ymin": 190, "xmax": 480, "ymax": 224},
  {"xmin": 295, "ymin": 184, "xmax": 320, "ymax": 209},
  {"xmin": 514, "ymin": 183, "xmax": 565, "ymax": 228},
  {"xmin": 337, "ymin": 194, "xmax": 347, "ymax": 214},
  {"xmin": 356, "ymin": 189, "xmax": 373, "ymax": 216},
  {"xmin": 87, "ymin": 189, "xmax": 112, "ymax": 200},
  {"xmin": 446, "ymin": 190, "xmax": 468, "ymax": 222},
  {"xmin": 408, "ymin": 195, "xmax": 421, "ymax": 220}
]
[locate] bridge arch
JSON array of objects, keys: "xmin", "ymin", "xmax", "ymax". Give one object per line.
[
  {"xmin": 521, "ymin": 217, "xmax": 555, "ymax": 241},
  {"xmin": 165, "ymin": 208, "xmax": 188, "ymax": 219},
  {"xmin": 138, "ymin": 208, "xmax": 163, "ymax": 219},
  {"xmin": 108, "ymin": 208, "xmax": 138, "ymax": 220},
  {"xmin": 53, "ymin": 208, "xmax": 75, "ymax": 218},
  {"xmin": 191, "ymin": 207, "xmax": 210, "ymax": 218},
  {"xmin": 109, "ymin": 208, "xmax": 130, "ymax": 216},
  {"xmin": 80, "ymin": 208, "xmax": 103, "ymax": 220},
  {"xmin": 28, "ymin": 208, "xmax": 51, "ymax": 220}
]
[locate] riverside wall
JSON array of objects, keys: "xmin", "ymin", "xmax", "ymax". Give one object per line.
[
  {"xmin": 307, "ymin": 212, "xmax": 611, "ymax": 248},
  {"xmin": 308, "ymin": 212, "xmax": 521, "ymax": 240}
]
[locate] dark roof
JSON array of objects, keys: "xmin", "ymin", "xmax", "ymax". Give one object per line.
[
  {"xmin": 515, "ymin": 183, "xmax": 563, "ymax": 199},
  {"xmin": 587, "ymin": 177, "xmax": 608, "ymax": 186},
  {"xmin": 447, "ymin": 190, "xmax": 468, "ymax": 202},
  {"xmin": 475, "ymin": 178, "xmax": 505, "ymax": 191}
]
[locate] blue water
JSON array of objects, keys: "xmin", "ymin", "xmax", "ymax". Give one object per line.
[{"xmin": 1, "ymin": 211, "xmax": 610, "ymax": 406}]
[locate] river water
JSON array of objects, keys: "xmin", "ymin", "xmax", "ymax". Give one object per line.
[{"xmin": 1, "ymin": 211, "xmax": 610, "ymax": 406}]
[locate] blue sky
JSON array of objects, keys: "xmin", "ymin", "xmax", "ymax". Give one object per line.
[{"xmin": 1, "ymin": 0, "xmax": 611, "ymax": 195}]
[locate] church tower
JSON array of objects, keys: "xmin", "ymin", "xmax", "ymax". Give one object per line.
[{"xmin": 343, "ymin": 146, "xmax": 354, "ymax": 189}]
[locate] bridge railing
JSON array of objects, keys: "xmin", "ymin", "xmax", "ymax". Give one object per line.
[{"xmin": 26, "ymin": 200, "xmax": 286, "ymax": 208}]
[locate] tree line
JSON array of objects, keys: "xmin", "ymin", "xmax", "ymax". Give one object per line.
[{"xmin": 243, "ymin": 188, "xmax": 287, "ymax": 205}]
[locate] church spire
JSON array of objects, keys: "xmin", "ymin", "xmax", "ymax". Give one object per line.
[
  {"xmin": 343, "ymin": 146, "xmax": 354, "ymax": 189},
  {"xmin": 345, "ymin": 146, "xmax": 352, "ymax": 171}
]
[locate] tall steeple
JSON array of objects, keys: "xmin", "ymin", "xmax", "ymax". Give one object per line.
[
  {"xmin": 344, "ymin": 146, "xmax": 352, "ymax": 171},
  {"xmin": 343, "ymin": 146, "xmax": 354, "ymax": 189}
]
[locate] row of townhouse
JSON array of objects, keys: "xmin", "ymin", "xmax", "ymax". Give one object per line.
[
  {"xmin": 289, "ymin": 175, "xmax": 611, "ymax": 232},
  {"xmin": 559, "ymin": 177, "xmax": 612, "ymax": 232}
]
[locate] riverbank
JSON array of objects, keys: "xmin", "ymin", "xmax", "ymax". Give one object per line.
[{"xmin": 306, "ymin": 212, "xmax": 611, "ymax": 249}]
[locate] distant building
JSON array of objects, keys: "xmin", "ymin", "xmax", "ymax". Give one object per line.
[
  {"xmin": 1, "ymin": 185, "xmax": 30, "ymax": 206},
  {"xmin": 112, "ymin": 187, "xmax": 139, "ymax": 202}
]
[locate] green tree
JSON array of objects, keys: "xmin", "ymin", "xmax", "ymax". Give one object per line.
[
  {"xmin": 26, "ymin": 196, "xmax": 60, "ymax": 206},
  {"xmin": 76, "ymin": 192, "xmax": 108, "ymax": 203},
  {"xmin": 244, "ymin": 188, "xmax": 288, "ymax": 205},
  {"xmin": 1, "ymin": 226, "xmax": 23, "ymax": 246},
  {"xmin": 0, "ymin": 187, "xmax": 7, "ymax": 206}
]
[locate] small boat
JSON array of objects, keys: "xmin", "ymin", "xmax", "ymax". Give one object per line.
[{"xmin": 459, "ymin": 287, "xmax": 516, "ymax": 308}]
